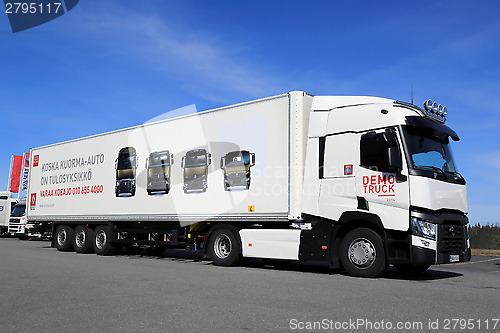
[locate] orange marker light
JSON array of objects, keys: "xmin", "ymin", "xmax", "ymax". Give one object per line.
[{"xmin": 322, "ymin": 246, "xmax": 327, "ymax": 250}]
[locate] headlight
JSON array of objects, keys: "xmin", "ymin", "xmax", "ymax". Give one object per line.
[{"xmin": 411, "ymin": 217, "xmax": 436, "ymax": 240}]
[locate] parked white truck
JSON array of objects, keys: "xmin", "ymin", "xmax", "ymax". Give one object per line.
[
  {"xmin": 26, "ymin": 91, "xmax": 470, "ymax": 277},
  {"xmin": 8, "ymin": 198, "xmax": 27, "ymax": 239},
  {"xmin": 0, "ymin": 191, "xmax": 18, "ymax": 236}
]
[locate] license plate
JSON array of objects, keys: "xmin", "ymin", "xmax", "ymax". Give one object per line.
[{"xmin": 450, "ymin": 254, "xmax": 459, "ymax": 263}]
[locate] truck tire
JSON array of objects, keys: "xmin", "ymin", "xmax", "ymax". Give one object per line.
[
  {"xmin": 93, "ymin": 225, "xmax": 117, "ymax": 256},
  {"xmin": 55, "ymin": 225, "xmax": 74, "ymax": 252},
  {"xmin": 393, "ymin": 264, "xmax": 431, "ymax": 275},
  {"xmin": 74, "ymin": 225, "xmax": 94, "ymax": 254},
  {"xmin": 208, "ymin": 228, "xmax": 241, "ymax": 267},
  {"xmin": 340, "ymin": 228, "xmax": 387, "ymax": 278}
]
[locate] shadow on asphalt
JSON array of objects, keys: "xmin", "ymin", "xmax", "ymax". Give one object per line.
[
  {"xmin": 382, "ymin": 266, "xmax": 462, "ymax": 280},
  {"xmin": 39, "ymin": 243, "xmax": 464, "ymax": 280},
  {"xmin": 134, "ymin": 249, "xmax": 464, "ymax": 280}
]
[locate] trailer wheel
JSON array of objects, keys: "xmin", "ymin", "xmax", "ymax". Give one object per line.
[
  {"xmin": 74, "ymin": 225, "xmax": 94, "ymax": 254},
  {"xmin": 93, "ymin": 225, "xmax": 117, "ymax": 256},
  {"xmin": 55, "ymin": 225, "xmax": 74, "ymax": 252},
  {"xmin": 208, "ymin": 228, "xmax": 241, "ymax": 267},
  {"xmin": 393, "ymin": 264, "xmax": 431, "ymax": 275},
  {"xmin": 340, "ymin": 228, "xmax": 387, "ymax": 278}
]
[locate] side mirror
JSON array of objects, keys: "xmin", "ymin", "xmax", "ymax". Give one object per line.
[
  {"xmin": 385, "ymin": 146, "xmax": 402, "ymax": 172},
  {"xmin": 207, "ymin": 153, "xmax": 212, "ymax": 166},
  {"xmin": 136, "ymin": 157, "xmax": 139, "ymax": 169},
  {"xmin": 220, "ymin": 157, "xmax": 225, "ymax": 169},
  {"xmin": 145, "ymin": 157, "xmax": 149, "ymax": 169},
  {"xmin": 181, "ymin": 156, "xmax": 185, "ymax": 169},
  {"xmin": 382, "ymin": 131, "xmax": 397, "ymax": 143},
  {"xmin": 250, "ymin": 153, "xmax": 256, "ymax": 167},
  {"xmin": 171, "ymin": 154, "xmax": 174, "ymax": 165},
  {"xmin": 114, "ymin": 159, "xmax": 118, "ymax": 170}
]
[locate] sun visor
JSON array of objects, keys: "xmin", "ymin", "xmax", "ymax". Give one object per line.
[{"xmin": 405, "ymin": 116, "xmax": 460, "ymax": 141}]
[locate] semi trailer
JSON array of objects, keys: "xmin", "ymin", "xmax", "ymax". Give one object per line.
[{"xmin": 26, "ymin": 91, "xmax": 470, "ymax": 277}]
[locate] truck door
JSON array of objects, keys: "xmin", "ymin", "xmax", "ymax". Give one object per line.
[
  {"xmin": 355, "ymin": 129, "xmax": 410, "ymax": 231},
  {"xmin": 318, "ymin": 133, "xmax": 358, "ymax": 220}
]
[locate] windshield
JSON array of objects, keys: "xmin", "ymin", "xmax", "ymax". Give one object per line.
[
  {"xmin": 117, "ymin": 155, "xmax": 136, "ymax": 170},
  {"xmin": 225, "ymin": 151, "xmax": 250, "ymax": 167},
  {"xmin": 148, "ymin": 165, "xmax": 169, "ymax": 178},
  {"xmin": 11, "ymin": 205, "xmax": 26, "ymax": 217},
  {"xmin": 185, "ymin": 154, "xmax": 207, "ymax": 168},
  {"xmin": 403, "ymin": 126, "xmax": 462, "ymax": 180},
  {"xmin": 150, "ymin": 153, "xmax": 170, "ymax": 167}
]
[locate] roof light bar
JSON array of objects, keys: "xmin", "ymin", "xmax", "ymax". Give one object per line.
[{"xmin": 423, "ymin": 99, "xmax": 447, "ymax": 123}]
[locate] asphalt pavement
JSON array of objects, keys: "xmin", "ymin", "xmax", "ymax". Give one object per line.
[{"xmin": 0, "ymin": 238, "xmax": 498, "ymax": 332}]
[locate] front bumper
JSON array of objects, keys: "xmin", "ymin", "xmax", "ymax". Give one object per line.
[
  {"xmin": 147, "ymin": 180, "xmax": 170, "ymax": 192},
  {"xmin": 183, "ymin": 178, "xmax": 207, "ymax": 191},
  {"xmin": 409, "ymin": 211, "xmax": 471, "ymax": 266},
  {"xmin": 116, "ymin": 179, "xmax": 136, "ymax": 194},
  {"xmin": 411, "ymin": 240, "xmax": 471, "ymax": 266}
]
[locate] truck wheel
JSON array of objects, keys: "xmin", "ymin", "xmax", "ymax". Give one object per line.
[
  {"xmin": 93, "ymin": 225, "xmax": 117, "ymax": 256},
  {"xmin": 208, "ymin": 229, "xmax": 241, "ymax": 267},
  {"xmin": 74, "ymin": 225, "xmax": 94, "ymax": 254},
  {"xmin": 55, "ymin": 225, "xmax": 74, "ymax": 252},
  {"xmin": 393, "ymin": 264, "xmax": 431, "ymax": 275},
  {"xmin": 340, "ymin": 228, "xmax": 387, "ymax": 278}
]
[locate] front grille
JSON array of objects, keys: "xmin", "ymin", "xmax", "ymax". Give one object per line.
[
  {"xmin": 119, "ymin": 181, "xmax": 132, "ymax": 192},
  {"xmin": 439, "ymin": 224, "xmax": 465, "ymax": 252}
]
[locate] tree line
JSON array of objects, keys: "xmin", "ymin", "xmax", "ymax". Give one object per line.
[{"xmin": 468, "ymin": 223, "xmax": 500, "ymax": 249}]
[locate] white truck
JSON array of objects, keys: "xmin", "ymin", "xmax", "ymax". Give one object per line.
[
  {"xmin": 0, "ymin": 191, "xmax": 18, "ymax": 236},
  {"xmin": 26, "ymin": 91, "xmax": 470, "ymax": 277},
  {"xmin": 8, "ymin": 198, "xmax": 27, "ymax": 239}
]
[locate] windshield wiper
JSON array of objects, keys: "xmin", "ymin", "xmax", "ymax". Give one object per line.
[
  {"xmin": 415, "ymin": 165, "xmax": 446, "ymax": 178},
  {"xmin": 444, "ymin": 170, "xmax": 466, "ymax": 183}
]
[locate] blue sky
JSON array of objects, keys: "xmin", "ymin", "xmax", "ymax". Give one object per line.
[{"xmin": 0, "ymin": 1, "xmax": 499, "ymax": 224}]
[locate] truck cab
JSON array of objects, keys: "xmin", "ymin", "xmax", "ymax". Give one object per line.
[
  {"xmin": 146, "ymin": 150, "xmax": 174, "ymax": 195},
  {"xmin": 8, "ymin": 198, "xmax": 27, "ymax": 239},
  {"xmin": 115, "ymin": 147, "xmax": 138, "ymax": 197},
  {"xmin": 181, "ymin": 149, "xmax": 211, "ymax": 193},
  {"xmin": 302, "ymin": 97, "xmax": 470, "ymax": 276},
  {"xmin": 220, "ymin": 150, "xmax": 255, "ymax": 191},
  {"xmin": 0, "ymin": 191, "xmax": 18, "ymax": 236}
]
